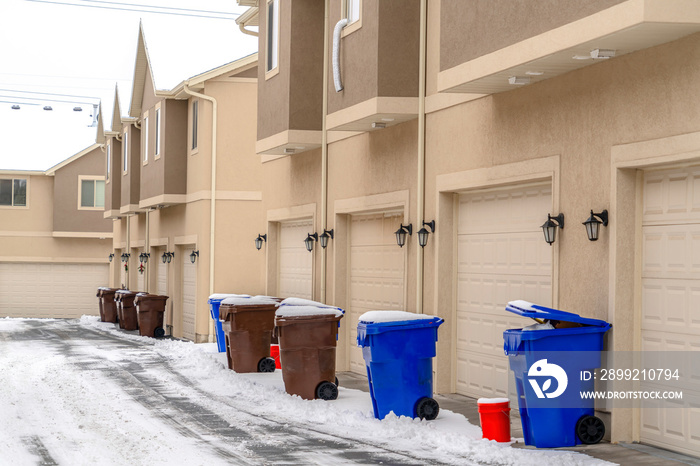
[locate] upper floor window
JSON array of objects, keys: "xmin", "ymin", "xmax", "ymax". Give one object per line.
[
  {"xmin": 191, "ymin": 100, "xmax": 198, "ymax": 151},
  {"xmin": 79, "ymin": 177, "xmax": 105, "ymax": 209},
  {"xmin": 0, "ymin": 178, "xmax": 27, "ymax": 207},
  {"xmin": 155, "ymin": 107, "xmax": 161, "ymax": 158},
  {"xmin": 345, "ymin": 0, "xmax": 360, "ymax": 24},
  {"xmin": 122, "ymin": 131, "xmax": 129, "ymax": 174},
  {"xmin": 266, "ymin": 0, "xmax": 279, "ymax": 74},
  {"xmin": 106, "ymin": 142, "xmax": 111, "ymax": 182},
  {"xmin": 143, "ymin": 116, "xmax": 149, "ymax": 164}
]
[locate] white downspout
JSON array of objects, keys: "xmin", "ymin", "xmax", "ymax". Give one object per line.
[
  {"xmin": 183, "ymin": 83, "xmax": 218, "ymax": 343},
  {"xmin": 332, "ymin": 18, "xmax": 348, "ymax": 92},
  {"xmin": 320, "ymin": 0, "xmax": 331, "ymax": 303},
  {"xmin": 416, "ymin": 0, "xmax": 427, "ymax": 313}
]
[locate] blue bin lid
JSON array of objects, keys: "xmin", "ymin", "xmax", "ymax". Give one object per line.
[{"xmin": 505, "ymin": 300, "xmax": 609, "ymax": 327}]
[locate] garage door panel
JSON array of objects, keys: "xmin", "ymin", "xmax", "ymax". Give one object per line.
[
  {"xmin": 456, "ymin": 184, "xmax": 552, "ymax": 399},
  {"xmin": 643, "ymin": 225, "xmax": 700, "ymax": 279},
  {"xmin": 279, "ymin": 220, "xmax": 313, "ymax": 300},
  {"xmin": 349, "ymin": 245, "xmax": 403, "ymax": 279},
  {"xmin": 643, "ymin": 166, "xmax": 700, "ymax": 224},
  {"xmin": 182, "ymin": 254, "xmax": 196, "ymax": 341},
  {"xmin": 642, "ymin": 279, "xmax": 700, "ymax": 336},
  {"xmin": 0, "ymin": 263, "xmax": 109, "ymax": 318},
  {"xmin": 640, "ymin": 393, "xmax": 700, "ymax": 457}
]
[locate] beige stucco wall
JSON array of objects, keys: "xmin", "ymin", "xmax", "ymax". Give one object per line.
[{"xmin": 105, "ymin": 138, "xmax": 121, "ymax": 212}]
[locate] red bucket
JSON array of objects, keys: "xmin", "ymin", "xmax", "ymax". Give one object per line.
[
  {"xmin": 477, "ymin": 398, "xmax": 511, "ymax": 442},
  {"xmin": 270, "ymin": 343, "xmax": 281, "ymax": 369}
]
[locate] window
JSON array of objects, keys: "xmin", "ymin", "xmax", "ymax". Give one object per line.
[
  {"xmin": 143, "ymin": 116, "xmax": 149, "ymax": 164},
  {"xmin": 155, "ymin": 107, "xmax": 161, "ymax": 157},
  {"xmin": 122, "ymin": 131, "xmax": 128, "ymax": 174},
  {"xmin": 345, "ymin": 0, "xmax": 360, "ymax": 23},
  {"xmin": 191, "ymin": 100, "xmax": 198, "ymax": 151},
  {"xmin": 106, "ymin": 142, "xmax": 111, "ymax": 181},
  {"xmin": 79, "ymin": 178, "xmax": 105, "ymax": 209},
  {"xmin": 0, "ymin": 178, "xmax": 27, "ymax": 207},
  {"xmin": 266, "ymin": 0, "xmax": 279, "ymax": 73}
]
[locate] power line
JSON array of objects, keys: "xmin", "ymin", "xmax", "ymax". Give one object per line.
[
  {"xmin": 0, "ymin": 95, "xmax": 98, "ymax": 106},
  {"xmin": 0, "ymin": 89, "xmax": 101, "ymax": 100},
  {"xmin": 77, "ymin": 0, "xmax": 240, "ymax": 17},
  {"xmin": 25, "ymin": 0, "xmax": 242, "ymax": 20},
  {"xmin": 0, "ymin": 100, "xmax": 40, "ymax": 106}
]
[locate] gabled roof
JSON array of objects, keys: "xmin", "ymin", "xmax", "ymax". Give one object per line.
[
  {"xmin": 111, "ymin": 86, "xmax": 123, "ymax": 133},
  {"xmin": 128, "ymin": 22, "xmax": 155, "ymax": 119},
  {"xmin": 168, "ymin": 53, "xmax": 258, "ymax": 99},
  {"xmin": 95, "ymin": 102, "xmax": 105, "ymax": 145},
  {"xmin": 45, "ymin": 143, "xmax": 101, "ymax": 176}
]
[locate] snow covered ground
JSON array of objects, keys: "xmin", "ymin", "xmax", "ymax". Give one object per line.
[{"xmin": 0, "ymin": 317, "xmax": 614, "ymax": 465}]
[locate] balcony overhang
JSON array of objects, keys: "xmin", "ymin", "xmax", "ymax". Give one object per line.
[
  {"xmin": 437, "ymin": 0, "xmax": 700, "ymax": 95},
  {"xmin": 104, "ymin": 209, "xmax": 121, "ymax": 219},
  {"xmin": 256, "ymin": 130, "xmax": 322, "ymax": 157},
  {"xmin": 139, "ymin": 194, "xmax": 187, "ymax": 210},
  {"xmin": 119, "ymin": 204, "xmax": 145, "ymax": 215},
  {"xmin": 326, "ymin": 97, "xmax": 418, "ymax": 132}
]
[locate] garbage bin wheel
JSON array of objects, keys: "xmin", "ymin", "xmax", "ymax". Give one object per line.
[
  {"xmin": 257, "ymin": 357, "xmax": 276, "ymax": 373},
  {"xmin": 576, "ymin": 415, "xmax": 605, "ymax": 444},
  {"xmin": 415, "ymin": 397, "xmax": 440, "ymax": 421},
  {"xmin": 316, "ymin": 381, "xmax": 338, "ymax": 401},
  {"xmin": 154, "ymin": 327, "xmax": 165, "ymax": 338}
]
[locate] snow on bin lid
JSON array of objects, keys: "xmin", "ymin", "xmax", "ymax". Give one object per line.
[
  {"xmin": 476, "ymin": 398, "xmax": 510, "ymax": 405},
  {"xmin": 220, "ymin": 296, "xmax": 278, "ymax": 306},
  {"xmin": 275, "ymin": 305, "xmax": 344, "ymax": 318},
  {"xmin": 505, "ymin": 300, "xmax": 609, "ymax": 327},
  {"xmin": 277, "ymin": 297, "xmax": 341, "ymax": 310},
  {"xmin": 208, "ymin": 293, "xmax": 250, "ymax": 301},
  {"xmin": 358, "ymin": 310, "xmax": 439, "ymax": 324},
  {"xmin": 116, "ymin": 289, "xmax": 131, "ymax": 293}
]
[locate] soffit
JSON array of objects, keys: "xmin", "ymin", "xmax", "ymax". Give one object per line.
[{"xmin": 438, "ymin": 0, "xmax": 700, "ymax": 95}]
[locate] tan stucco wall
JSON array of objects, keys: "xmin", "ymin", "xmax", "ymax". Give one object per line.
[
  {"xmin": 439, "ymin": 0, "xmax": 626, "ymax": 71},
  {"xmin": 164, "ymin": 100, "xmax": 188, "ymax": 195},
  {"xmin": 105, "ymin": 138, "xmax": 121, "ymax": 212},
  {"xmin": 53, "ymin": 146, "xmax": 112, "ymax": 233}
]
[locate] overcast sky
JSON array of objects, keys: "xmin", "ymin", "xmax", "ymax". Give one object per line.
[{"xmin": 0, "ymin": 0, "xmax": 258, "ymax": 171}]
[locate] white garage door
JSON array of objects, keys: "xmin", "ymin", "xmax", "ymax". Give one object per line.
[
  {"xmin": 181, "ymin": 251, "xmax": 197, "ymax": 341},
  {"xmin": 456, "ymin": 183, "xmax": 552, "ymax": 398},
  {"xmin": 278, "ymin": 219, "xmax": 313, "ymax": 299},
  {"xmin": 157, "ymin": 250, "xmax": 168, "ymax": 296},
  {"xmin": 348, "ymin": 212, "xmax": 405, "ymax": 374},
  {"xmin": 0, "ymin": 262, "xmax": 109, "ymax": 318},
  {"xmin": 640, "ymin": 166, "xmax": 700, "ymax": 457}
]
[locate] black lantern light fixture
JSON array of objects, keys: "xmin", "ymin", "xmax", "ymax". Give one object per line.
[
  {"xmin": 121, "ymin": 253, "xmax": 130, "ymax": 263},
  {"xmin": 319, "ymin": 229, "xmax": 334, "ymax": 249},
  {"xmin": 583, "ymin": 209, "xmax": 608, "ymax": 242},
  {"xmin": 189, "ymin": 250, "xmax": 199, "ymax": 264},
  {"xmin": 541, "ymin": 213, "xmax": 565, "ymax": 245},
  {"xmin": 162, "ymin": 252, "xmax": 168, "ymax": 263},
  {"xmin": 417, "ymin": 220, "xmax": 435, "ymax": 248},
  {"xmin": 108, "ymin": 253, "xmax": 114, "ymax": 262},
  {"xmin": 394, "ymin": 223, "xmax": 413, "ymax": 248},
  {"xmin": 304, "ymin": 233, "xmax": 319, "ymax": 252},
  {"xmin": 166, "ymin": 252, "xmax": 174, "ymax": 264},
  {"xmin": 254, "ymin": 234, "xmax": 267, "ymax": 250},
  {"xmin": 138, "ymin": 252, "xmax": 150, "ymax": 263}
]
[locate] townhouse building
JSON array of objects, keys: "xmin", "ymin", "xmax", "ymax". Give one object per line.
[
  {"xmin": 241, "ymin": 0, "xmax": 700, "ymax": 457},
  {"xmin": 0, "ymin": 144, "xmax": 112, "ymax": 317}
]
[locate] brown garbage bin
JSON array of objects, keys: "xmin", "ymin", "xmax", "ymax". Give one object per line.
[
  {"xmin": 98, "ymin": 287, "xmax": 119, "ymax": 323},
  {"xmin": 274, "ymin": 305, "xmax": 344, "ymax": 400},
  {"xmin": 115, "ymin": 290, "xmax": 139, "ymax": 331},
  {"xmin": 219, "ymin": 296, "xmax": 278, "ymax": 373},
  {"xmin": 135, "ymin": 293, "xmax": 168, "ymax": 338}
]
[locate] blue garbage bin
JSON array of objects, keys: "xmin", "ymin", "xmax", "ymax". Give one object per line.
[
  {"xmin": 208, "ymin": 294, "xmax": 250, "ymax": 352},
  {"xmin": 357, "ymin": 311, "xmax": 444, "ymax": 420},
  {"xmin": 503, "ymin": 300, "xmax": 611, "ymax": 448}
]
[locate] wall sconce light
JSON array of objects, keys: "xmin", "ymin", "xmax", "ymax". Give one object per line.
[
  {"xmin": 255, "ymin": 234, "xmax": 267, "ymax": 250},
  {"xmin": 189, "ymin": 250, "xmax": 199, "ymax": 264},
  {"xmin": 108, "ymin": 253, "xmax": 114, "ymax": 262},
  {"xmin": 304, "ymin": 233, "xmax": 319, "ymax": 252},
  {"xmin": 121, "ymin": 253, "xmax": 130, "ymax": 263},
  {"xmin": 166, "ymin": 252, "xmax": 174, "ymax": 264},
  {"xmin": 138, "ymin": 252, "xmax": 150, "ymax": 264},
  {"xmin": 161, "ymin": 252, "xmax": 168, "ymax": 263},
  {"xmin": 417, "ymin": 220, "xmax": 435, "ymax": 248},
  {"xmin": 583, "ymin": 210, "xmax": 608, "ymax": 241},
  {"xmin": 394, "ymin": 223, "xmax": 412, "ymax": 248},
  {"xmin": 319, "ymin": 229, "xmax": 334, "ymax": 249},
  {"xmin": 541, "ymin": 213, "xmax": 565, "ymax": 245}
]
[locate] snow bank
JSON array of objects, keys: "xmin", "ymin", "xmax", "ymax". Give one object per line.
[
  {"xmin": 208, "ymin": 293, "xmax": 250, "ymax": 301},
  {"xmin": 359, "ymin": 310, "xmax": 438, "ymax": 323},
  {"xmin": 220, "ymin": 296, "xmax": 278, "ymax": 306},
  {"xmin": 275, "ymin": 305, "xmax": 344, "ymax": 318}
]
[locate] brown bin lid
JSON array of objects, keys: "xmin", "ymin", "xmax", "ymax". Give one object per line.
[
  {"xmin": 274, "ymin": 306, "xmax": 344, "ymax": 326},
  {"xmin": 134, "ymin": 293, "xmax": 169, "ymax": 303}
]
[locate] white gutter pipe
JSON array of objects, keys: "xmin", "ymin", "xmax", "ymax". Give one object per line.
[
  {"xmin": 183, "ymin": 83, "xmax": 218, "ymax": 343},
  {"xmin": 239, "ymin": 23, "xmax": 259, "ymax": 37},
  {"xmin": 416, "ymin": 0, "xmax": 427, "ymax": 313},
  {"xmin": 321, "ymin": 0, "xmax": 331, "ymax": 302},
  {"xmin": 332, "ymin": 18, "xmax": 348, "ymax": 92}
]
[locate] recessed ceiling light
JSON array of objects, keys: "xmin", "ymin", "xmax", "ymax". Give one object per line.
[
  {"xmin": 508, "ymin": 76, "xmax": 530, "ymax": 85},
  {"xmin": 371, "ymin": 122, "xmax": 386, "ymax": 129},
  {"xmin": 284, "ymin": 148, "xmax": 296, "ymax": 154},
  {"xmin": 590, "ymin": 49, "xmax": 616, "ymax": 59},
  {"xmin": 525, "ymin": 71, "xmax": 544, "ymax": 76}
]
